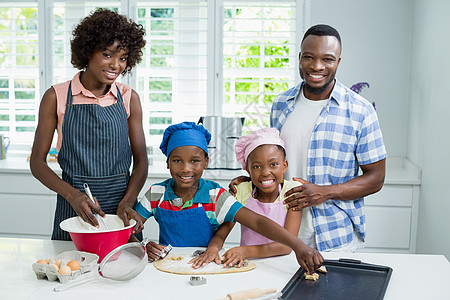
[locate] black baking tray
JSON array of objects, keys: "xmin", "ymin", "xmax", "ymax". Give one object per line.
[{"xmin": 280, "ymin": 258, "xmax": 393, "ymax": 300}]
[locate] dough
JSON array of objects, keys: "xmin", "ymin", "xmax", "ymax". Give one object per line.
[
  {"xmin": 154, "ymin": 254, "xmax": 256, "ymax": 275},
  {"xmin": 316, "ymin": 265, "xmax": 327, "ymax": 273},
  {"xmin": 304, "ymin": 272, "xmax": 319, "ymax": 281}
]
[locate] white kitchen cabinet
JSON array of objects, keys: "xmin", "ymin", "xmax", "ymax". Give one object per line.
[{"xmin": 0, "ymin": 156, "xmax": 421, "ymax": 253}]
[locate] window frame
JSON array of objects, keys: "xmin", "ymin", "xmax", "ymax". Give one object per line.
[{"xmin": 1, "ymin": 0, "xmax": 306, "ymax": 150}]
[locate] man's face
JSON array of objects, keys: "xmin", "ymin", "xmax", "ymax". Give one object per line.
[{"xmin": 299, "ymin": 35, "xmax": 341, "ymax": 100}]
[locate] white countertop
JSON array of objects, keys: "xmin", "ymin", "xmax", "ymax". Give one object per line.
[
  {"xmin": 0, "ymin": 155, "xmax": 421, "ymax": 185},
  {"xmin": 2, "ymin": 237, "xmax": 448, "ymax": 300}
]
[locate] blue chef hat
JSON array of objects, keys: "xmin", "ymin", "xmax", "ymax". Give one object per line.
[{"xmin": 160, "ymin": 121, "xmax": 212, "ymax": 157}]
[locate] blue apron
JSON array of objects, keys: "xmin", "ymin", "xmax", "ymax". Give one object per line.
[
  {"xmin": 157, "ymin": 199, "xmax": 216, "ymax": 247},
  {"xmin": 52, "ymin": 82, "xmax": 141, "ymax": 241}
]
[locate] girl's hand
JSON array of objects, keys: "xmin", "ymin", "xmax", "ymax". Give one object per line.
[
  {"xmin": 221, "ymin": 247, "xmax": 247, "ymax": 268},
  {"xmin": 293, "ymin": 244, "xmax": 324, "ymax": 275},
  {"xmin": 146, "ymin": 241, "xmax": 166, "ymax": 262},
  {"xmin": 188, "ymin": 247, "xmax": 221, "ymax": 269}
]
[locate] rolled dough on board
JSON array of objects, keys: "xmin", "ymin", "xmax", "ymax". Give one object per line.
[{"xmin": 154, "ymin": 254, "xmax": 256, "ymax": 275}]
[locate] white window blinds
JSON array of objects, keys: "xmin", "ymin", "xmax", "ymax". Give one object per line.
[
  {"xmin": 0, "ymin": 2, "xmax": 39, "ymax": 142},
  {"xmin": 222, "ymin": 1, "xmax": 297, "ymax": 132},
  {"xmin": 135, "ymin": 1, "xmax": 209, "ymax": 158}
]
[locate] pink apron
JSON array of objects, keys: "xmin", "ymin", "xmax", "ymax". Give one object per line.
[{"xmin": 240, "ymin": 185, "xmax": 287, "ymax": 246}]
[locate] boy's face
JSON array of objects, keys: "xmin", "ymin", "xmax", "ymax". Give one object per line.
[
  {"xmin": 167, "ymin": 146, "xmax": 209, "ymax": 190},
  {"xmin": 245, "ymin": 144, "xmax": 288, "ymax": 197}
]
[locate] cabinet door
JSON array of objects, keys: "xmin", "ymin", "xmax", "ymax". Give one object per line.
[
  {"xmin": 0, "ymin": 193, "xmax": 56, "ymax": 236},
  {"xmin": 365, "ymin": 185, "xmax": 412, "ymax": 207},
  {"xmin": 0, "ymin": 173, "xmax": 51, "ymax": 195},
  {"xmin": 364, "ymin": 206, "xmax": 411, "ymax": 249}
]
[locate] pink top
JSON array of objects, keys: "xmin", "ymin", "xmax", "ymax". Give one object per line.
[
  {"xmin": 240, "ymin": 185, "xmax": 287, "ymax": 246},
  {"xmin": 52, "ymin": 72, "xmax": 132, "ymax": 152}
]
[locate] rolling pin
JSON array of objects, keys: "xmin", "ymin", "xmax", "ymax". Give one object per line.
[{"xmin": 219, "ymin": 288, "xmax": 278, "ymax": 300}]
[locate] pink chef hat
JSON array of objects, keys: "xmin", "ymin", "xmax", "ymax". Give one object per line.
[{"xmin": 235, "ymin": 127, "xmax": 285, "ymax": 169}]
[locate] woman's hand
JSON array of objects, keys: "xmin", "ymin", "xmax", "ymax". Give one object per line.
[
  {"xmin": 221, "ymin": 247, "xmax": 247, "ymax": 267},
  {"xmin": 117, "ymin": 202, "xmax": 144, "ymax": 234},
  {"xmin": 145, "ymin": 241, "xmax": 166, "ymax": 262},
  {"xmin": 188, "ymin": 247, "xmax": 221, "ymax": 269},
  {"xmin": 67, "ymin": 190, "xmax": 105, "ymax": 228}
]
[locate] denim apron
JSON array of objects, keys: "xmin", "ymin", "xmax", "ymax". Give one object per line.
[
  {"xmin": 240, "ymin": 184, "xmax": 287, "ymax": 246},
  {"xmin": 156, "ymin": 199, "xmax": 216, "ymax": 247},
  {"xmin": 52, "ymin": 82, "xmax": 140, "ymax": 240}
]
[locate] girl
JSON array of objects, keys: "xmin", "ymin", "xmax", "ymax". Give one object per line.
[
  {"xmin": 220, "ymin": 127, "xmax": 308, "ymax": 267},
  {"xmin": 30, "ymin": 9, "xmax": 147, "ymax": 240}
]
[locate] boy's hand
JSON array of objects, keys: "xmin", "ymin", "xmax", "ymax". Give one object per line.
[
  {"xmin": 221, "ymin": 247, "xmax": 246, "ymax": 267},
  {"xmin": 146, "ymin": 241, "xmax": 166, "ymax": 262},
  {"xmin": 228, "ymin": 176, "xmax": 251, "ymax": 195},
  {"xmin": 188, "ymin": 247, "xmax": 220, "ymax": 269},
  {"xmin": 293, "ymin": 244, "xmax": 324, "ymax": 275}
]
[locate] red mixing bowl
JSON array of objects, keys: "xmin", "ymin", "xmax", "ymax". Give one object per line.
[{"xmin": 60, "ymin": 214, "xmax": 136, "ymax": 262}]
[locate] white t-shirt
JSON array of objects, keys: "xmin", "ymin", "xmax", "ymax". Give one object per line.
[
  {"xmin": 279, "ymin": 87, "xmax": 364, "ymax": 252},
  {"xmin": 280, "ymin": 88, "xmax": 327, "ymax": 249},
  {"xmin": 280, "ymin": 88, "xmax": 328, "ymax": 181}
]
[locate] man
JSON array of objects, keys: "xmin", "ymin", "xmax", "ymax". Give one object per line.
[{"xmin": 271, "ymin": 24, "xmax": 386, "ymax": 252}]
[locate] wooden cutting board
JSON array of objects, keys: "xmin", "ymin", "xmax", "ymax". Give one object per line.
[{"xmin": 154, "ymin": 253, "xmax": 256, "ymax": 275}]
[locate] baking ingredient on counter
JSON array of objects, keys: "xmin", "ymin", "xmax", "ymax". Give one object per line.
[
  {"xmin": 67, "ymin": 260, "xmax": 80, "ymax": 271},
  {"xmin": 32, "ymin": 250, "xmax": 98, "ymax": 284},
  {"xmin": 58, "ymin": 265, "xmax": 72, "ymax": 275},
  {"xmin": 154, "ymin": 253, "xmax": 256, "ymax": 275},
  {"xmin": 36, "ymin": 258, "xmax": 50, "ymax": 264}
]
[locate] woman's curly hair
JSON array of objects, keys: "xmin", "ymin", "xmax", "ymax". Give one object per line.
[{"xmin": 70, "ymin": 8, "xmax": 146, "ymax": 74}]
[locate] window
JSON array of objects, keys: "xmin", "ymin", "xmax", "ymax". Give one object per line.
[
  {"xmin": 0, "ymin": 0, "xmax": 304, "ymax": 162},
  {"xmin": 0, "ymin": 2, "xmax": 39, "ymax": 142},
  {"xmin": 222, "ymin": 2, "xmax": 298, "ymax": 131}
]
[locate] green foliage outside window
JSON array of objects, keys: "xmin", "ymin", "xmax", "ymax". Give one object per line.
[
  {"xmin": 149, "ymin": 93, "xmax": 172, "ymax": 102},
  {"xmin": 149, "ymin": 79, "xmax": 172, "ymax": 91},
  {"xmin": 16, "ymin": 115, "xmax": 35, "ymax": 122}
]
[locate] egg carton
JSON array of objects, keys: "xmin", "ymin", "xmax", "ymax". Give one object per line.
[{"xmin": 32, "ymin": 250, "xmax": 99, "ymax": 284}]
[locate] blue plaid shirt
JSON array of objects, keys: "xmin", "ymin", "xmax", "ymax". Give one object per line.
[{"xmin": 271, "ymin": 80, "xmax": 386, "ymax": 251}]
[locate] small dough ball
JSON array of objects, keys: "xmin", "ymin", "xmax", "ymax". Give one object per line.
[
  {"xmin": 67, "ymin": 260, "xmax": 80, "ymax": 271},
  {"xmin": 58, "ymin": 265, "xmax": 72, "ymax": 275},
  {"xmin": 316, "ymin": 266, "xmax": 327, "ymax": 273},
  {"xmin": 304, "ymin": 272, "xmax": 320, "ymax": 281}
]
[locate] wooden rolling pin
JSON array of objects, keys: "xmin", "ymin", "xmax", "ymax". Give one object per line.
[{"xmin": 218, "ymin": 288, "xmax": 278, "ymax": 300}]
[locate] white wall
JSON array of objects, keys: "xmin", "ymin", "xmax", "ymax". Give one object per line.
[
  {"xmin": 308, "ymin": 0, "xmax": 413, "ymax": 157},
  {"xmin": 407, "ymin": 0, "xmax": 450, "ymax": 259}
]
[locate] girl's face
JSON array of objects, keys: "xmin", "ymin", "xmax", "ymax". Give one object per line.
[
  {"xmin": 167, "ymin": 146, "xmax": 209, "ymax": 193},
  {"xmin": 246, "ymin": 144, "xmax": 288, "ymax": 199},
  {"xmin": 85, "ymin": 40, "xmax": 128, "ymax": 86}
]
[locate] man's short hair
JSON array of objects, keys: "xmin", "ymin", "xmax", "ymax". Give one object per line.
[{"xmin": 301, "ymin": 24, "xmax": 341, "ymax": 47}]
